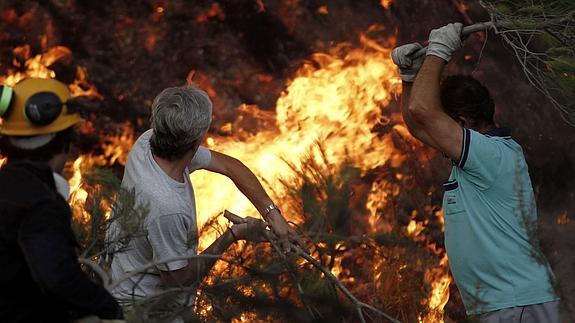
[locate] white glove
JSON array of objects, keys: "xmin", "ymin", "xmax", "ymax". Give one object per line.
[
  {"xmin": 391, "ymin": 42, "xmax": 424, "ymax": 83},
  {"xmin": 427, "ymin": 22, "xmax": 463, "ymax": 62}
]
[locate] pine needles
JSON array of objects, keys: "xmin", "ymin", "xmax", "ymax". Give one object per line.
[{"xmin": 479, "ymin": 0, "xmax": 575, "ymax": 125}]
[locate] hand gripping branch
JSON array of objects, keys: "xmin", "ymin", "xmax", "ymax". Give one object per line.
[
  {"xmin": 224, "ymin": 210, "xmax": 402, "ymax": 323},
  {"xmin": 412, "ymin": 21, "xmax": 495, "ymax": 58}
]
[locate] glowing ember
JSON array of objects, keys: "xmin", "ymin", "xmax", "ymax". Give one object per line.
[
  {"xmin": 196, "ymin": 3, "xmax": 225, "ymax": 24},
  {"xmin": 381, "ymin": 0, "xmax": 393, "ymax": 9},
  {"xmin": 318, "ymin": 6, "xmax": 329, "ymax": 15},
  {"xmin": 557, "ymin": 211, "xmax": 570, "ymax": 225}
]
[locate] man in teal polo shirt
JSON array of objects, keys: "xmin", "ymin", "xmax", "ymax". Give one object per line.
[{"xmin": 392, "ymin": 23, "xmax": 559, "ymax": 321}]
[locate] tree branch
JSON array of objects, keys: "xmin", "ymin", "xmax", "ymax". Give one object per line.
[{"xmin": 224, "ymin": 210, "xmax": 401, "ymax": 323}]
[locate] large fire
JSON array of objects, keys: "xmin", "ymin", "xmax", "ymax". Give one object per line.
[
  {"xmin": 192, "ymin": 40, "xmax": 403, "ymax": 246},
  {"xmin": 189, "ymin": 34, "xmax": 451, "ymax": 321},
  {"xmin": 1, "ymin": 32, "xmax": 452, "ymax": 321}
]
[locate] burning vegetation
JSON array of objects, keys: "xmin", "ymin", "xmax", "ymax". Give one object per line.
[{"xmin": 1, "ymin": 0, "xmax": 574, "ymax": 322}]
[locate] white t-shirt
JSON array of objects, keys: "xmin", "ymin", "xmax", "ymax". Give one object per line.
[{"xmin": 107, "ymin": 129, "xmax": 211, "ymax": 301}]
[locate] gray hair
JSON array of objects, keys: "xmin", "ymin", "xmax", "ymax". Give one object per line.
[{"xmin": 149, "ymin": 86, "xmax": 212, "ymax": 161}]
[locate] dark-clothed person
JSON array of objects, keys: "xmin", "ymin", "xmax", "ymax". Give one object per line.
[{"xmin": 0, "ymin": 78, "xmax": 123, "ymax": 322}]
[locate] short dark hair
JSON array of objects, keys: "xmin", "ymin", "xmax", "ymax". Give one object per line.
[
  {"xmin": 0, "ymin": 127, "xmax": 75, "ymax": 162},
  {"xmin": 440, "ymin": 75, "xmax": 495, "ymax": 126}
]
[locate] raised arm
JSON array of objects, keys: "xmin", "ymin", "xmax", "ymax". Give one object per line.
[
  {"xmin": 409, "ymin": 55, "xmax": 463, "ymax": 161},
  {"xmin": 393, "ymin": 42, "xmax": 440, "ymax": 149},
  {"xmin": 393, "ymin": 23, "xmax": 465, "ymax": 162}
]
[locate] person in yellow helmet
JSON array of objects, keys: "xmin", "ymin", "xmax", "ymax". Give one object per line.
[{"xmin": 0, "ymin": 78, "xmax": 124, "ymax": 322}]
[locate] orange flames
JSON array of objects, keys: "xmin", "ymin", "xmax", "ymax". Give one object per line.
[
  {"xmin": 68, "ymin": 124, "xmax": 135, "ymax": 221},
  {"xmin": 189, "ymin": 33, "xmax": 451, "ymax": 320},
  {"xmin": 421, "ymin": 253, "xmax": 451, "ymax": 322},
  {"xmin": 191, "ymin": 40, "xmax": 402, "ymax": 247},
  {"xmin": 0, "ymin": 45, "xmax": 71, "ymax": 86},
  {"xmin": 405, "ymin": 208, "xmax": 451, "ymax": 322}
]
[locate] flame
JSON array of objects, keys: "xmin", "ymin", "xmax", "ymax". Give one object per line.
[
  {"xmin": 0, "ymin": 45, "xmax": 72, "ymax": 86},
  {"xmin": 69, "ymin": 66, "xmax": 103, "ymax": 99},
  {"xmin": 68, "ymin": 124, "xmax": 135, "ymax": 222},
  {"xmin": 366, "ymin": 179, "xmax": 395, "ymax": 234},
  {"xmin": 188, "ymin": 34, "xmax": 453, "ymax": 320},
  {"xmin": 191, "ymin": 40, "xmax": 402, "ymax": 249},
  {"xmin": 88, "ymin": 122, "xmax": 136, "ymax": 166},
  {"xmin": 418, "ymin": 209, "xmax": 452, "ymax": 322},
  {"xmin": 420, "ymin": 254, "xmax": 451, "ymax": 322},
  {"xmin": 69, "ymin": 156, "xmax": 90, "ymax": 222},
  {"xmin": 0, "ymin": 45, "xmax": 101, "ymax": 99}
]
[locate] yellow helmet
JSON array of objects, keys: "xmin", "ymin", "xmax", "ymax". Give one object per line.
[{"xmin": 0, "ymin": 78, "xmax": 83, "ymax": 136}]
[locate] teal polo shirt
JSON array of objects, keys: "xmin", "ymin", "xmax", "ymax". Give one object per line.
[{"xmin": 442, "ymin": 128, "xmax": 558, "ymax": 315}]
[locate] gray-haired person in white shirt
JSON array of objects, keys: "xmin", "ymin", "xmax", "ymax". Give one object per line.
[{"xmin": 106, "ymin": 86, "xmax": 297, "ymax": 318}]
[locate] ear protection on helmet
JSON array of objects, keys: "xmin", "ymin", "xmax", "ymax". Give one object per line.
[
  {"xmin": 0, "ymin": 78, "xmax": 83, "ymax": 136},
  {"xmin": 0, "ymin": 85, "xmax": 64, "ymax": 126}
]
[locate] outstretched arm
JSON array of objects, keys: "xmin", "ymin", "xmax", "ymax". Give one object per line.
[{"xmin": 203, "ymin": 150, "xmax": 293, "ymax": 251}]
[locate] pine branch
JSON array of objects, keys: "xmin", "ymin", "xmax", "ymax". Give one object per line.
[{"xmin": 224, "ymin": 210, "xmax": 401, "ymax": 323}]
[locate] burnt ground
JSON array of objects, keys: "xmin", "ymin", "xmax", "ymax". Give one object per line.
[{"xmin": 1, "ymin": 0, "xmax": 573, "ymax": 321}]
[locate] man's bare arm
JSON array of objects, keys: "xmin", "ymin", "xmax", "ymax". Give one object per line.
[
  {"xmin": 202, "ymin": 151, "xmax": 293, "ymax": 251},
  {"xmin": 409, "ymin": 55, "xmax": 463, "ymax": 161},
  {"xmin": 204, "ymin": 151, "xmax": 275, "ymax": 215},
  {"xmin": 400, "ymin": 81, "xmax": 440, "ymax": 149},
  {"xmin": 160, "ymin": 217, "xmax": 265, "ymax": 288},
  {"xmin": 159, "ymin": 230, "xmax": 234, "ymax": 288}
]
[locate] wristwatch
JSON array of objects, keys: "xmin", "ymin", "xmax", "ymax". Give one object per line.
[{"xmin": 262, "ymin": 203, "xmax": 281, "ymax": 218}]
